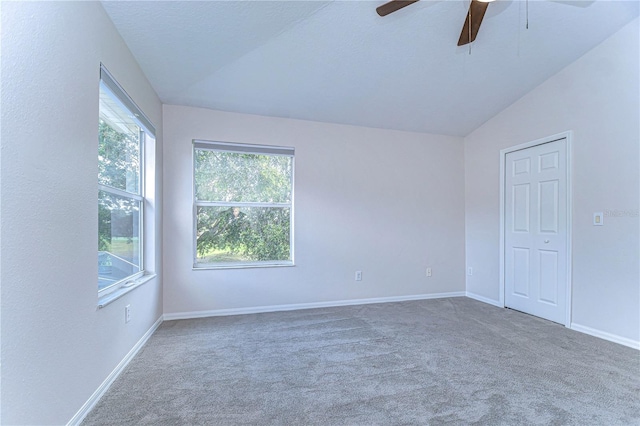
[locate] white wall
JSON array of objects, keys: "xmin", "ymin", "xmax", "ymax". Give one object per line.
[
  {"xmin": 1, "ymin": 2, "xmax": 163, "ymax": 424},
  {"xmin": 464, "ymin": 19, "xmax": 639, "ymax": 345},
  {"xmin": 163, "ymin": 105, "xmax": 465, "ymax": 316},
  {"xmin": 2, "ymin": 2, "xmax": 634, "ymax": 423}
]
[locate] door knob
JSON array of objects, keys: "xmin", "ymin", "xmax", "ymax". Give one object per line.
[{"xmin": 544, "ymin": 240, "xmax": 550, "ymax": 243}]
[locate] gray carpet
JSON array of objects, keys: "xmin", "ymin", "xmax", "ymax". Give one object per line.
[{"xmin": 82, "ymin": 297, "xmax": 640, "ymax": 425}]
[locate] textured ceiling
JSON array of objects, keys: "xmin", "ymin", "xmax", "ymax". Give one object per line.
[{"xmin": 102, "ymin": 1, "xmax": 639, "ymax": 136}]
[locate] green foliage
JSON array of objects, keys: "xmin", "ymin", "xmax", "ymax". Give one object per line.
[
  {"xmin": 195, "ymin": 150, "xmax": 291, "ymax": 202},
  {"xmin": 98, "ymin": 120, "xmax": 140, "ymax": 193},
  {"xmin": 197, "ymin": 207, "xmax": 290, "ymax": 262},
  {"xmin": 195, "ymin": 150, "xmax": 292, "ymax": 263},
  {"xmin": 98, "ymin": 202, "xmax": 112, "ymax": 251},
  {"xmin": 98, "ymin": 120, "xmax": 141, "ymax": 256}
]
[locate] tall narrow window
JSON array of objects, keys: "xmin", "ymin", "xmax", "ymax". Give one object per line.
[
  {"xmin": 193, "ymin": 141, "xmax": 294, "ymax": 268},
  {"xmin": 98, "ymin": 66, "xmax": 154, "ymax": 295}
]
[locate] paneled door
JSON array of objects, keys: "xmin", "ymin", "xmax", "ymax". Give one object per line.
[{"xmin": 505, "ymin": 138, "xmax": 568, "ymax": 324}]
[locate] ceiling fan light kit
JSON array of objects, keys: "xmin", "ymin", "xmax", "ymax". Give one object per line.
[{"xmin": 376, "ymin": 0, "xmax": 496, "ymax": 46}]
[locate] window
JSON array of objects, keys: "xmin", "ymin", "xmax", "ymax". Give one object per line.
[
  {"xmin": 193, "ymin": 141, "xmax": 294, "ymax": 268},
  {"xmin": 98, "ymin": 65, "xmax": 155, "ymax": 296}
]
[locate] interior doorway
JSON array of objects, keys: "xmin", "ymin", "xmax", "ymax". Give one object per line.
[{"xmin": 500, "ymin": 133, "xmax": 572, "ymax": 325}]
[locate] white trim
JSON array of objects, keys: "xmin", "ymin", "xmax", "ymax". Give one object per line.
[
  {"xmin": 290, "ymin": 155, "xmax": 296, "ymax": 266},
  {"xmin": 195, "ymin": 201, "xmax": 291, "ymax": 208},
  {"xmin": 570, "ymin": 323, "xmax": 640, "ymax": 350},
  {"xmin": 499, "ymin": 131, "xmax": 573, "ymax": 326},
  {"xmin": 193, "ymin": 139, "xmax": 294, "ymax": 156},
  {"xmin": 466, "ymin": 292, "xmax": 503, "ymax": 308},
  {"xmin": 97, "ymin": 273, "xmax": 156, "ymax": 308},
  {"xmin": 98, "ymin": 184, "xmax": 143, "ymax": 202},
  {"xmin": 192, "ymin": 142, "xmax": 295, "ymax": 268},
  {"xmin": 499, "ymin": 148, "xmax": 506, "ymax": 308},
  {"xmin": 565, "ymin": 134, "xmax": 573, "ymax": 327},
  {"xmin": 67, "ymin": 316, "xmax": 163, "ymax": 426},
  {"xmin": 163, "ymin": 292, "xmax": 467, "ymax": 321},
  {"xmin": 193, "ymin": 262, "xmax": 294, "ymax": 270}
]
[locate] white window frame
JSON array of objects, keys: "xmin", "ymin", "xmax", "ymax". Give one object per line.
[
  {"xmin": 192, "ymin": 140, "xmax": 295, "ymax": 269},
  {"xmin": 98, "ymin": 65, "xmax": 156, "ymax": 301}
]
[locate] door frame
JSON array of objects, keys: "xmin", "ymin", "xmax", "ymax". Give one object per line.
[{"xmin": 499, "ymin": 131, "xmax": 573, "ymax": 327}]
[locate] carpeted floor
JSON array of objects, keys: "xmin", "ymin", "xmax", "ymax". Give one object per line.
[{"xmin": 82, "ymin": 297, "xmax": 639, "ymax": 425}]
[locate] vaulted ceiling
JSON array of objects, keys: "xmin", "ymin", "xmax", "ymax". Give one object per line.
[{"xmin": 102, "ymin": 1, "xmax": 639, "ymax": 136}]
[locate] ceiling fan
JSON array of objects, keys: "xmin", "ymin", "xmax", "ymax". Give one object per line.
[{"xmin": 376, "ymin": 0, "xmax": 495, "ymax": 46}]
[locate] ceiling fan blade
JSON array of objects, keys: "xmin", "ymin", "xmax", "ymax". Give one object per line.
[
  {"xmin": 376, "ymin": 0, "xmax": 420, "ymax": 17},
  {"xmin": 457, "ymin": 0, "xmax": 490, "ymax": 46}
]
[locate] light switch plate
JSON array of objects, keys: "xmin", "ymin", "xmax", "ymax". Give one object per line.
[{"xmin": 593, "ymin": 212, "xmax": 603, "ymax": 226}]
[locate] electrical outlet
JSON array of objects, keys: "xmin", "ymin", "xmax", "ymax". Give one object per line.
[
  {"xmin": 467, "ymin": 267, "xmax": 473, "ymax": 276},
  {"xmin": 125, "ymin": 305, "xmax": 131, "ymax": 323},
  {"xmin": 426, "ymin": 268, "xmax": 432, "ymax": 277},
  {"xmin": 355, "ymin": 271, "xmax": 362, "ymax": 281}
]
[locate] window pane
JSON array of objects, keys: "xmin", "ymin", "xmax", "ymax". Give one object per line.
[
  {"xmin": 98, "ymin": 86, "xmax": 141, "ymax": 194},
  {"xmin": 98, "ymin": 190, "xmax": 141, "ymax": 290},
  {"xmin": 195, "ymin": 150, "xmax": 292, "ymax": 203},
  {"xmin": 196, "ymin": 206, "xmax": 291, "ymax": 264}
]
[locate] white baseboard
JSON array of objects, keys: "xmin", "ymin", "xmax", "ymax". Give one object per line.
[
  {"xmin": 570, "ymin": 323, "xmax": 640, "ymax": 350},
  {"xmin": 67, "ymin": 315, "xmax": 164, "ymax": 426},
  {"xmin": 163, "ymin": 292, "xmax": 467, "ymax": 321},
  {"xmin": 466, "ymin": 292, "xmax": 503, "ymax": 308}
]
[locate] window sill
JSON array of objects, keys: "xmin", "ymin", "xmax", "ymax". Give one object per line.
[
  {"xmin": 193, "ymin": 262, "xmax": 294, "ymax": 271},
  {"xmin": 98, "ymin": 273, "xmax": 156, "ymax": 309}
]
